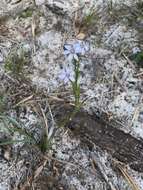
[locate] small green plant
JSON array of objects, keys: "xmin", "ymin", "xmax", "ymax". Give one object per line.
[
  {"xmin": 0, "ymin": 96, "xmax": 54, "ymax": 153},
  {"xmin": 0, "ymin": 92, "xmax": 7, "ymax": 113},
  {"xmin": 5, "ymin": 48, "xmax": 29, "ymax": 77},
  {"xmin": 0, "ymin": 113, "xmax": 53, "ymax": 153},
  {"xmin": 71, "ymin": 59, "xmax": 81, "ymax": 109},
  {"xmin": 19, "ymin": 8, "xmax": 33, "ymax": 18},
  {"xmin": 78, "ymin": 7, "xmax": 97, "ymax": 33},
  {"xmin": 82, "ymin": 11, "xmax": 96, "ymax": 27},
  {"xmin": 38, "ymin": 132, "xmax": 53, "ymax": 153},
  {"xmin": 130, "ymin": 51, "xmax": 143, "ymax": 68},
  {"xmin": 3, "ymin": 52, "xmax": 53, "ymax": 153},
  {"xmin": 58, "ymin": 60, "xmax": 82, "ymax": 128},
  {"xmin": 58, "ymin": 41, "xmax": 89, "ymax": 127},
  {"xmin": 0, "ymin": 115, "xmax": 35, "ymax": 145}
]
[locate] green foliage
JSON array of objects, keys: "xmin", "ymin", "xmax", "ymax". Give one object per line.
[
  {"xmin": 19, "ymin": 8, "xmax": 33, "ymax": 18},
  {"xmin": 136, "ymin": 0, "xmax": 143, "ymax": 15},
  {"xmin": 0, "ymin": 114, "xmax": 51, "ymax": 153},
  {"xmin": 71, "ymin": 59, "xmax": 81, "ymax": 108},
  {"xmin": 2, "ymin": 48, "xmax": 52, "ymax": 152},
  {"xmin": 59, "ymin": 59, "xmax": 82, "ymax": 128},
  {"xmin": 4, "ymin": 48, "xmax": 29, "ymax": 77},
  {"xmin": 38, "ymin": 132, "xmax": 52, "ymax": 153},
  {"xmin": 108, "ymin": 0, "xmax": 113, "ymax": 11},
  {"xmin": 130, "ymin": 52, "xmax": 143, "ymax": 68},
  {"xmin": 0, "ymin": 115, "xmax": 36, "ymax": 145},
  {"xmin": 81, "ymin": 8, "xmax": 96, "ymax": 30},
  {"xmin": 0, "ymin": 93, "xmax": 7, "ymax": 113}
]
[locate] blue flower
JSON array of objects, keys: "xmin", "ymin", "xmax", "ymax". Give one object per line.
[
  {"xmin": 64, "ymin": 40, "xmax": 89, "ymax": 61},
  {"xmin": 64, "ymin": 44, "xmax": 79, "ymax": 61},
  {"xmin": 132, "ymin": 47, "xmax": 141, "ymax": 54},
  {"xmin": 59, "ymin": 67, "xmax": 74, "ymax": 84}
]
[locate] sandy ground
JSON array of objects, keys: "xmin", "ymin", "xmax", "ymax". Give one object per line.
[{"xmin": 0, "ymin": 0, "xmax": 143, "ymax": 189}]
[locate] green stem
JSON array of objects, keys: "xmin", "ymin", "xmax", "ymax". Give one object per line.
[
  {"xmin": 58, "ymin": 58, "xmax": 82, "ymax": 128},
  {"xmin": 72, "ymin": 59, "xmax": 80, "ymax": 108},
  {"xmin": 58, "ymin": 105, "xmax": 80, "ymax": 128}
]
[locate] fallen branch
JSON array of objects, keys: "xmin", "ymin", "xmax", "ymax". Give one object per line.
[{"xmin": 55, "ymin": 105, "xmax": 143, "ymax": 172}]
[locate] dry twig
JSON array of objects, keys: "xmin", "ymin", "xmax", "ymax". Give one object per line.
[
  {"xmin": 122, "ymin": 53, "xmax": 135, "ymax": 69},
  {"xmin": 115, "ymin": 162, "xmax": 140, "ymax": 190},
  {"xmin": 91, "ymin": 153, "xmax": 117, "ymax": 190}
]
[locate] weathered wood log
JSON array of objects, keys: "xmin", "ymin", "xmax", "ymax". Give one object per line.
[{"xmin": 55, "ymin": 104, "xmax": 143, "ymax": 172}]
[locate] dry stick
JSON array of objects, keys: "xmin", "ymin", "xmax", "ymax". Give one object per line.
[
  {"xmin": 34, "ymin": 159, "xmax": 48, "ymax": 179},
  {"xmin": 129, "ymin": 96, "xmax": 143, "ymax": 127},
  {"xmin": 15, "ymin": 95, "xmax": 34, "ymax": 107},
  {"xmin": 116, "ymin": 163, "xmax": 140, "ymax": 190},
  {"xmin": 134, "ymin": 71, "xmax": 143, "ymax": 77},
  {"xmin": 16, "ymin": 141, "xmax": 121, "ymax": 190},
  {"xmin": 122, "ymin": 53, "xmax": 136, "ymax": 69},
  {"xmin": 46, "ymin": 99, "xmax": 57, "ymax": 125},
  {"xmin": 91, "ymin": 153, "xmax": 117, "ymax": 190},
  {"xmin": 20, "ymin": 158, "xmax": 49, "ymax": 190},
  {"xmin": 22, "ymin": 152, "xmax": 107, "ymax": 190},
  {"xmin": 114, "ymin": 73, "xmax": 128, "ymax": 92},
  {"xmin": 129, "ymin": 106, "xmax": 140, "ymax": 128},
  {"xmin": 119, "ymin": 45, "xmax": 129, "ymax": 56},
  {"xmin": 31, "ymin": 11, "xmax": 40, "ymax": 54},
  {"xmin": 43, "ymin": 154, "xmax": 100, "ymax": 177},
  {"xmin": 39, "ymin": 104, "xmax": 49, "ymax": 138},
  {"xmin": 73, "ymin": 1, "xmax": 81, "ymax": 35},
  {"xmin": 45, "ymin": 100, "xmax": 56, "ymax": 139}
]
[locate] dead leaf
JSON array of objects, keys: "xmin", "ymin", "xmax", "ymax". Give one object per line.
[
  {"xmin": 34, "ymin": 159, "xmax": 48, "ymax": 179},
  {"xmin": 76, "ymin": 32, "xmax": 86, "ymax": 40}
]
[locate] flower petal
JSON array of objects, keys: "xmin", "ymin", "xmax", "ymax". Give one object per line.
[
  {"xmin": 81, "ymin": 48, "xmax": 86, "ymax": 55},
  {"xmin": 64, "ymin": 68, "xmax": 70, "ymax": 75},
  {"xmin": 132, "ymin": 47, "xmax": 141, "ymax": 54},
  {"xmin": 73, "ymin": 54, "xmax": 79, "ymax": 61},
  {"xmin": 67, "ymin": 54, "xmax": 74, "ymax": 62},
  {"xmin": 64, "ymin": 77, "xmax": 69, "ymax": 83},
  {"xmin": 59, "ymin": 73, "xmax": 65, "ymax": 80},
  {"xmin": 64, "ymin": 50, "xmax": 70, "ymax": 55},
  {"xmin": 83, "ymin": 42, "xmax": 89, "ymax": 51},
  {"xmin": 73, "ymin": 42, "xmax": 82, "ymax": 54},
  {"xmin": 64, "ymin": 44, "xmax": 72, "ymax": 51}
]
